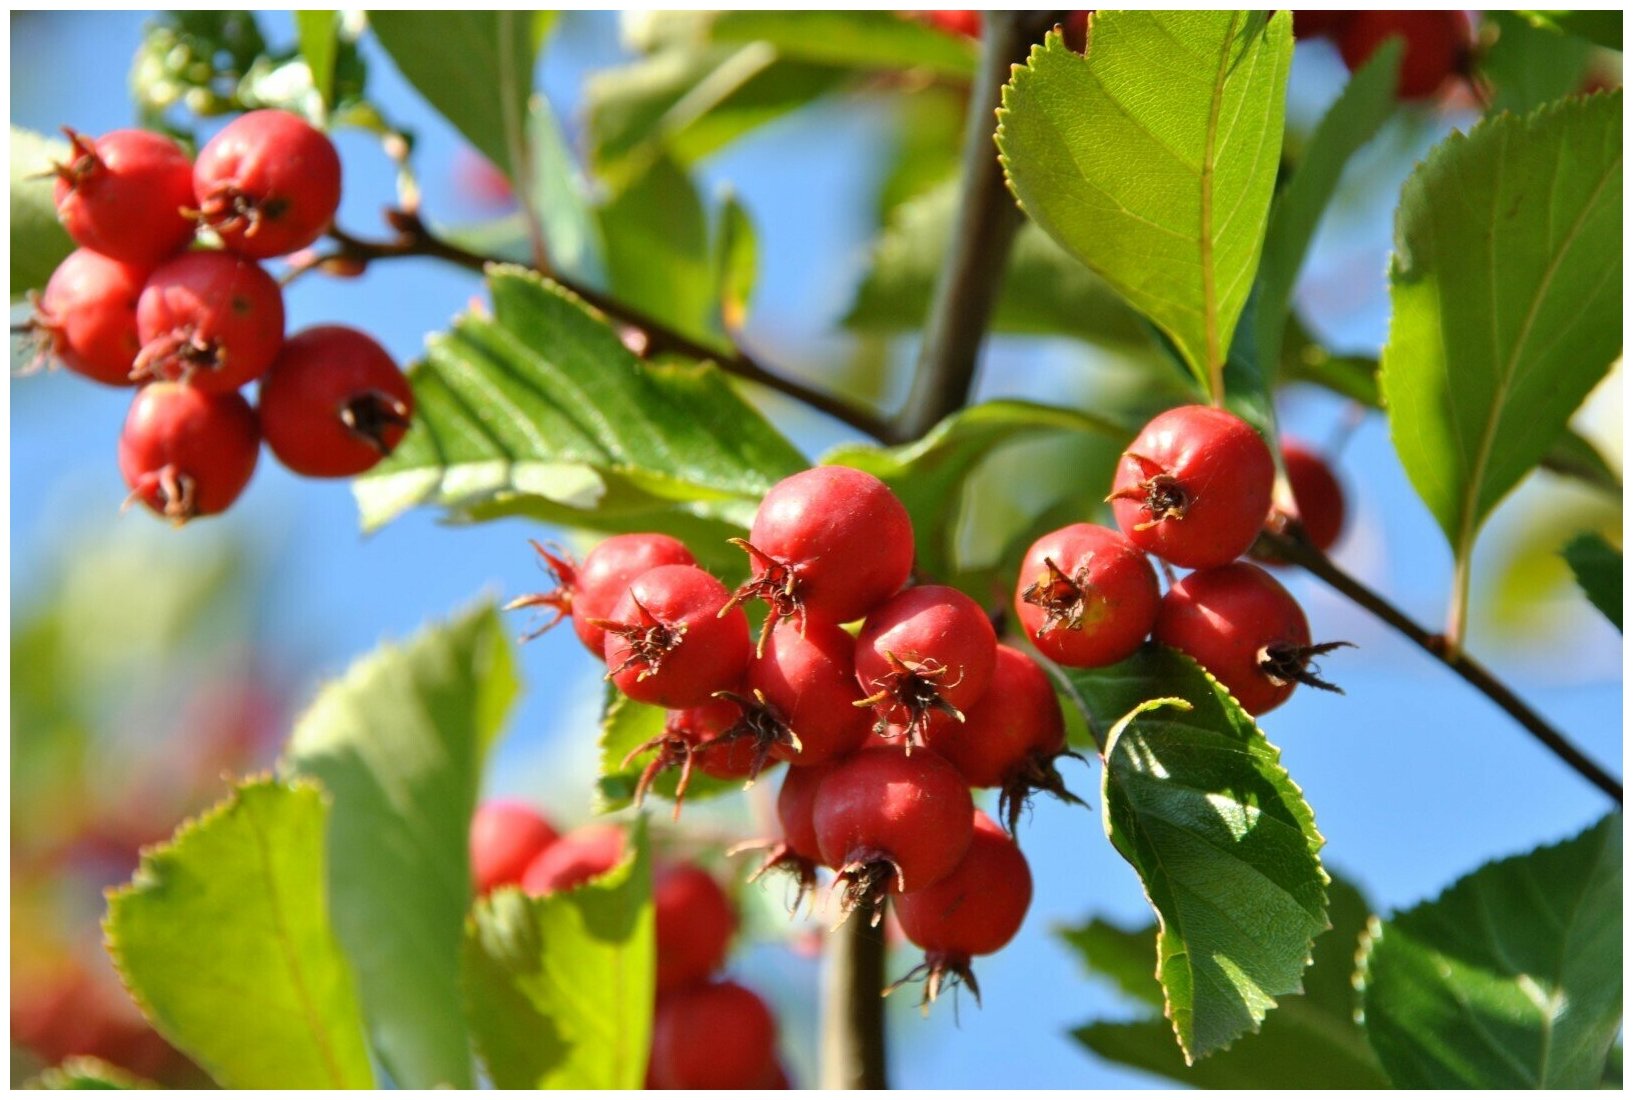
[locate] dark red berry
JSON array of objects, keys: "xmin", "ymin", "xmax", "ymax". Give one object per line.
[
  {"xmin": 52, "ymin": 128, "xmax": 195, "ymax": 266},
  {"xmin": 192, "ymin": 109, "xmax": 342, "ymax": 259},
  {"xmin": 1154, "ymin": 562, "xmax": 1351, "ymax": 716},
  {"xmin": 728, "ymin": 466, "xmax": 915, "ymax": 642},
  {"xmin": 117, "ymin": 382, "xmax": 259, "ymax": 524},
  {"xmin": 599, "ymin": 565, "xmax": 753, "ymax": 708},
  {"xmin": 854, "ymin": 585, "xmax": 997, "ymax": 750},
  {"xmin": 1337, "ymin": 10, "xmax": 1471, "ymax": 100},
  {"xmin": 134, "ymin": 250, "xmax": 285, "ymax": 391},
  {"xmin": 1014, "ymin": 523, "xmax": 1159, "ymax": 668},
  {"xmin": 1061, "ymin": 10, "xmax": 1090, "ymax": 51},
  {"xmin": 812, "ymin": 747, "xmax": 974, "ymax": 923},
  {"xmin": 653, "ymin": 862, "xmax": 737, "ymax": 994},
  {"xmin": 1108, "ymin": 405, "xmax": 1275, "ymax": 569},
  {"xmin": 519, "ymin": 823, "xmax": 624, "ymax": 895},
  {"xmin": 31, "ymin": 249, "xmax": 149, "ymax": 386},
  {"xmin": 890, "ymin": 810, "xmax": 1032, "ymax": 1008},
  {"xmin": 470, "ymin": 801, "xmax": 558, "ymax": 896},
  {"xmin": 1280, "ymin": 440, "xmax": 1346, "ymax": 553},
  {"xmin": 649, "ymin": 981, "xmax": 777, "ymax": 1090},
  {"xmin": 622, "ymin": 694, "xmax": 774, "ymax": 816},
  {"xmin": 742, "ymin": 762, "xmax": 831, "ymax": 908},
  {"xmin": 746, "ymin": 619, "xmax": 871, "ymax": 768},
  {"xmin": 1292, "ymin": 10, "xmax": 1353, "ymax": 40},
  {"xmin": 257, "ymin": 325, "xmax": 413, "ymax": 477}
]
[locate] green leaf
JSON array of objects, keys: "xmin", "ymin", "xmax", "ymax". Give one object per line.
[
  {"xmin": 1563, "ymin": 532, "xmax": 1622, "ymax": 630},
  {"xmin": 822, "ymin": 400, "xmax": 1128, "ymax": 584},
  {"xmin": 104, "ymin": 778, "xmax": 374, "ymax": 1089},
  {"xmin": 529, "ymin": 98, "xmax": 604, "ymax": 284},
  {"xmin": 1480, "ymin": 11, "xmax": 1596, "ymax": 114},
  {"xmin": 1359, "ymin": 814, "xmax": 1623, "ymax": 1089},
  {"xmin": 705, "ymin": 9, "xmax": 977, "ymax": 78},
  {"xmin": 281, "ymin": 604, "xmax": 518, "ymax": 1088},
  {"xmin": 998, "ymin": 13, "xmax": 1293, "ymax": 396},
  {"xmin": 463, "ymin": 818, "xmax": 654, "ymax": 1089},
  {"xmin": 1379, "ymin": 94, "xmax": 1623, "ymax": 618},
  {"xmin": 1515, "ymin": 10, "xmax": 1624, "ymax": 51},
  {"xmin": 599, "ymin": 157, "xmax": 719, "ymax": 349},
  {"xmin": 714, "ymin": 187, "xmax": 757, "ymax": 332},
  {"xmin": 294, "ymin": 11, "xmax": 339, "ymax": 112},
  {"xmin": 10, "ymin": 127, "xmax": 75, "ymax": 301},
  {"xmin": 351, "ymin": 266, "xmax": 806, "ymax": 539},
  {"xmin": 1067, "ymin": 876, "xmax": 1389, "ymax": 1087},
  {"xmin": 595, "ymin": 692, "xmax": 740, "ymax": 814},
  {"xmin": 24, "ymin": 1057, "xmax": 156, "ymax": 1090},
  {"xmin": 369, "ymin": 12, "xmax": 536, "ymax": 182},
  {"xmin": 1059, "ymin": 646, "xmax": 1328, "ymax": 1063}
]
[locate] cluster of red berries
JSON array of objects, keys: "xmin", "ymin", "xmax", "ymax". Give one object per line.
[
  {"xmin": 468, "ymin": 802, "xmax": 789, "ymax": 1089},
  {"xmin": 30, "ymin": 110, "xmax": 413, "ymax": 524},
  {"xmin": 1294, "ymin": 10, "xmax": 1474, "ymax": 100},
  {"xmin": 1015, "ymin": 404, "xmax": 1348, "ymax": 717}
]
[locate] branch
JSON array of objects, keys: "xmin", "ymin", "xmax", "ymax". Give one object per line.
[
  {"xmin": 1258, "ymin": 528, "xmax": 1623, "ymax": 805},
  {"xmin": 819, "ymin": 917, "xmax": 889, "ymax": 1089}
]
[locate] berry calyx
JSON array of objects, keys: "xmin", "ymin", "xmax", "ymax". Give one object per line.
[
  {"xmin": 117, "ymin": 383, "xmax": 259, "ymax": 524},
  {"xmin": 1108, "ymin": 405, "xmax": 1276, "ymax": 569},
  {"xmin": 192, "ymin": 109, "xmax": 343, "ymax": 259},
  {"xmin": 1337, "ymin": 10, "xmax": 1472, "ymax": 101},
  {"xmin": 741, "ymin": 762, "xmax": 832, "ymax": 909},
  {"xmin": 653, "ymin": 862, "xmax": 737, "ymax": 994},
  {"xmin": 623, "ymin": 693, "xmax": 787, "ymax": 815},
  {"xmin": 29, "ymin": 248, "xmax": 149, "ymax": 386},
  {"xmin": 1014, "ymin": 523, "xmax": 1160, "ymax": 668},
  {"xmin": 469, "ymin": 801, "xmax": 558, "ymax": 896},
  {"xmin": 52, "ymin": 128, "xmax": 196, "ymax": 266},
  {"xmin": 812, "ymin": 747, "xmax": 974, "ymax": 925},
  {"xmin": 519, "ymin": 823, "xmax": 625, "ymax": 896},
  {"xmin": 134, "ymin": 250, "xmax": 286, "ymax": 391},
  {"xmin": 648, "ymin": 981, "xmax": 778, "ymax": 1090},
  {"xmin": 746, "ymin": 619, "xmax": 871, "ymax": 768},
  {"xmin": 853, "ymin": 585, "xmax": 997, "ymax": 749},
  {"xmin": 598, "ymin": 565, "xmax": 753, "ymax": 708},
  {"xmin": 1154, "ymin": 562, "xmax": 1352, "ymax": 716},
  {"xmin": 257, "ymin": 325, "xmax": 414, "ymax": 477}
]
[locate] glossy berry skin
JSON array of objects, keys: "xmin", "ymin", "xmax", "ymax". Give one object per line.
[
  {"xmin": 1155, "ymin": 563, "xmax": 1313, "ymax": 716},
  {"xmin": 813, "ymin": 748, "xmax": 974, "ymax": 895},
  {"xmin": 748, "ymin": 619, "xmax": 871, "ymax": 767},
  {"xmin": 520, "ymin": 824, "xmax": 624, "ymax": 896},
  {"xmin": 601, "ymin": 565, "xmax": 753, "ymax": 708},
  {"xmin": 469, "ymin": 801, "xmax": 558, "ymax": 896},
  {"xmin": 652, "ymin": 863, "xmax": 737, "ymax": 994},
  {"xmin": 894, "ymin": 811, "xmax": 1032, "ymax": 959},
  {"xmin": 1014, "ymin": 523, "xmax": 1159, "ymax": 668},
  {"xmin": 1281, "ymin": 440, "xmax": 1346, "ymax": 553},
  {"xmin": 193, "ymin": 110, "xmax": 343, "ymax": 258},
  {"xmin": 134, "ymin": 250, "xmax": 285, "ymax": 391},
  {"xmin": 648, "ymin": 981, "xmax": 777, "ymax": 1090},
  {"xmin": 777, "ymin": 763, "xmax": 831, "ymax": 865},
  {"xmin": 118, "ymin": 383, "xmax": 259, "ymax": 523},
  {"xmin": 735, "ymin": 466, "xmax": 915, "ymax": 628},
  {"xmin": 33, "ymin": 249, "xmax": 149, "ymax": 385},
  {"xmin": 571, "ymin": 534, "xmax": 696, "ymax": 654},
  {"xmin": 1109, "ymin": 405, "xmax": 1275, "ymax": 569},
  {"xmin": 53, "ymin": 129, "xmax": 196, "ymax": 266},
  {"xmin": 925, "ymin": 645, "xmax": 1064, "ymax": 789},
  {"xmin": 258, "ymin": 325, "xmax": 414, "ymax": 477},
  {"xmin": 854, "ymin": 585, "xmax": 997, "ymax": 744},
  {"xmin": 1338, "ymin": 10, "xmax": 1470, "ymax": 100}
]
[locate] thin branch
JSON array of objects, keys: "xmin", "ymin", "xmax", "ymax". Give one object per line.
[
  {"xmin": 819, "ymin": 917, "xmax": 889, "ymax": 1089},
  {"xmin": 1258, "ymin": 527, "xmax": 1623, "ymax": 805}
]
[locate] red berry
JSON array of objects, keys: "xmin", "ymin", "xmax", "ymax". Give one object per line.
[
  {"xmin": 1109, "ymin": 405, "xmax": 1275, "ymax": 569},
  {"xmin": 52, "ymin": 128, "xmax": 195, "ymax": 266},
  {"xmin": 1154, "ymin": 562, "xmax": 1350, "ymax": 716},
  {"xmin": 192, "ymin": 109, "xmax": 342, "ymax": 259},
  {"xmin": 925, "ymin": 10, "xmax": 981, "ymax": 38},
  {"xmin": 777, "ymin": 763, "xmax": 830, "ymax": 867},
  {"xmin": 1292, "ymin": 10, "xmax": 1353, "ymax": 40},
  {"xmin": 653, "ymin": 862, "xmax": 736, "ymax": 994},
  {"xmin": 1061, "ymin": 10, "xmax": 1090, "ymax": 51},
  {"xmin": 470, "ymin": 801, "xmax": 558, "ymax": 896},
  {"xmin": 854, "ymin": 585, "xmax": 997, "ymax": 749},
  {"xmin": 1338, "ymin": 10, "xmax": 1471, "ymax": 100},
  {"xmin": 117, "ymin": 382, "xmax": 259, "ymax": 524},
  {"xmin": 622, "ymin": 694, "xmax": 776, "ymax": 816},
  {"xmin": 257, "ymin": 325, "xmax": 413, "ymax": 477},
  {"xmin": 747, "ymin": 619, "xmax": 871, "ymax": 768},
  {"xmin": 31, "ymin": 249, "xmax": 149, "ymax": 386},
  {"xmin": 891, "ymin": 810, "xmax": 1032, "ymax": 1006},
  {"xmin": 134, "ymin": 250, "xmax": 285, "ymax": 391},
  {"xmin": 729, "ymin": 466, "xmax": 915, "ymax": 638},
  {"xmin": 600, "ymin": 565, "xmax": 753, "ymax": 708},
  {"xmin": 1280, "ymin": 440, "xmax": 1347, "ymax": 553},
  {"xmin": 505, "ymin": 535, "xmax": 698, "ymax": 652},
  {"xmin": 520, "ymin": 824, "xmax": 624, "ymax": 895},
  {"xmin": 649, "ymin": 981, "xmax": 777, "ymax": 1090},
  {"xmin": 1014, "ymin": 523, "xmax": 1159, "ymax": 668},
  {"xmin": 813, "ymin": 747, "xmax": 974, "ymax": 922}
]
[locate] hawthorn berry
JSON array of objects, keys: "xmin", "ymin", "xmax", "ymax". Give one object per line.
[
  {"xmin": 1014, "ymin": 523, "xmax": 1159, "ymax": 668},
  {"xmin": 519, "ymin": 823, "xmax": 624, "ymax": 895},
  {"xmin": 854, "ymin": 585, "xmax": 997, "ymax": 749},
  {"xmin": 117, "ymin": 382, "xmax": 259, "ymax": 524},
  {"xmin": 623, "ymin": 694, "xmax": 771, "ymax": 815},
  {"xmin": 599, "ymin": 564, "xmax": 753, "ymax": 708},
  {"xmin": 1292, "ymin": 10, "xmax": 1352, "ymax": 40},
  {"xmin": 469, "ymin": 801, "xmax": 558, "ymax": 896},
  {"xmin": 52, "ymin": 128, "xmax": 196, "ymax": 266},
  {"xmin": 925, "ymin": 10, "xmax": 981, "ymax": 37},
  {"xmin": 812, "ymin": 747, "xmax": 974, "ymax": 923},
  {"xmin": 648, "ymin": 981, "xmax": 778, "ymax": 1090},
  {"xmin": 743, "ymin": 761, "xmax": 833, "ymax": 906},
  {"xmin": 1337, "ymin": 10, "xmax": 1472, "ymax": 101},
  {"xmin": 134, "ymin": 250, "xmax": 285, "ymax": 391},
  {"xmin": 192, "ymin": 109, "xmax": 343, "ymax": 259},
  {"xmin": 257, "ymin": 325, "xmax": 413, "ymax": 477},
  {"xmin": 1154, "ymin": 562, "xmax": 1351, "ymax": 716},
  {"xmin": 728, "ymin": 466, "xmax": 915, "ymax": 641},
  {"xmin": 506, "ymin": 534, "xmax": 697, "ymax": 651},
  {"xmin": 891, "ymin": 810, "xmax": 1032, "ymax": 1007},
  {"xmin": 652, "ymin": 862, "xmax": 737, "ymax": 994},
  {"xmin": 1275, "ymin": 439, "xmax": 1347, "ymax": 554},
  {"xmin": 746, "ymin": 618, "xmax": 871, "ymax": 768},
  {"xmin": 1108, "ymin": 404, "xmax": 1275, "ymax": 569},
  {"xmin": 30, "ymin": 249, "xmax": 149, "ymax": 385}
]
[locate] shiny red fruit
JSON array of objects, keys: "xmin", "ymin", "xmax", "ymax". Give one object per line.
[
  {"xmin": 193, "ymin": 109, "xmax": 343, "ymax": 258},
  {"xmin": 118, "ymin": 383, "xmax": 259, "ymax": 524},
  {"xmin": 894, "ymin": 810, "xmax": 1032, "ymax": 958},
  {"xmin": 134, "ymin": 250, "xmax": 285, "ymax": 391},
  {"xmin": 573, "ymin": 535, "xmax": 698, "ymax": 654},
  {"xmin": 53, "ymin": 128, "xmax": 196, "ymax": 266},
  {"xmin": 601, "ymin": 565, "xmax": 753, "ymax": 708},
  {"xmin": 854, "ymin": 585, "xmax": 997, "ymax": 749},
  {"xmin": 520, "ymin": 824, "xmax": 624, "ymax": 895},
  {"xmin": 470, "ymin": 801, "xmax": 558, "ymax": 896},
  {"xmin": 33, "ymin": 248, "xmax": 149, "ymax": 385},
  {"xmin": 258, "ymin": 325, "xmax": 413, "ymax": 477},
  {"xmin": 925, "ymin": 645, "xmax": 1064, "ymax": 788},
  {"xmin": 649, "ymin": 981, "xmax": 778, "ymax": 1090},
  {"xmin": 748, "ymin": 618, "xmax": 871, "ymax": 767},
  {"xmin": 777, "ymin": 762, "xmax": 830, "ymax": 865},
  {"xmin": 1281, "ymin": 439, "xmax": 1347, "ymax": 553},
  {"xmin": 653, "ymin": 862, "xmax": 737, "ymax": 993},
  {"xmin": 1014, "ymin": 523, "xmax": 1159, "ymax": 668},
  {"xmin": 1337, "ymin": 10, "xmax": 1471, "ymax": 100}
]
